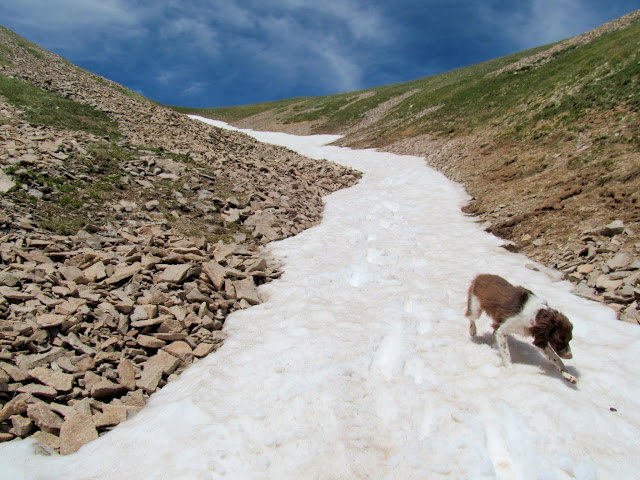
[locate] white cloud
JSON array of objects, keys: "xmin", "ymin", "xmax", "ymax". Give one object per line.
[
  {"xmin": 0, "ymin": 0, "xmax": 147, "ymax": 57},
  {"xmin": 156, "ymin": 71, "xmax": 173, "ymax": 86},
  {"xmin": 251, "ymin": 13, "xmax": 367, "ymax": 93},
  {"xmin": 476, "ymin": 0, "xmax": 602, "ymax": 49},
  {"xmin": 263, "ymin": 0, "xmax": 388, "ymax": 41},
  {"xmin": 165, "ymin": 17, "xmax": 221, "ymax": 56},
  {"xmin": 218, "ymin": 0, "xmax": 392, "ymax": 94},
  {"xmin": 4, "ymin": 0, "xmax": 142, "ymax": 33},
  {"xmin": 182, "ymin": 81, "xmax": 209, "ymax": 96}
]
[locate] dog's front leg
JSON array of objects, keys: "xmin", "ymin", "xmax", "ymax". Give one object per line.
[
  {"xmin": 493, "ymin": 328, "xmax": 512, "ymax": 367},
  {"xmin": 543, "ymin": 345, "xmax": 577, "ymax": 384}
]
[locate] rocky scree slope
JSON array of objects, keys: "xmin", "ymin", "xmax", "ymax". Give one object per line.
[
  {"xmin": 0, "ymin": 26, "xmax": 360, "ymax": 453},
  {"xmin": 196, "ymin": 11, "xmax": 640, "ymax": 325}
]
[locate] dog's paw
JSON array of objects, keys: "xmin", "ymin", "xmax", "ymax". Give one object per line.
[
  {"xmin": 469, "ymin": 323, "xmax": 477, "ymax": 336},
  {"xmin": 562, "ymin": 372, "xmax": 578, "ymax": 384}
]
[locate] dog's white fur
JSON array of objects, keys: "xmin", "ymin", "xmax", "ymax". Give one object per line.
[{"xmin": 467, "ymin": 274, "xmax": 577, "ymax": 384}]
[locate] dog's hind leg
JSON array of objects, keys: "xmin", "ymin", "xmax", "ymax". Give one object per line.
[{"xmin": 466, "ymin": 292, "xmax": 481, "ymax": 336}]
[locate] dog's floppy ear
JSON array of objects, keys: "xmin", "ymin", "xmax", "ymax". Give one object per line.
[{"xmin": 530, "ymin": 309, "xmax": 556, "ymax": 348}]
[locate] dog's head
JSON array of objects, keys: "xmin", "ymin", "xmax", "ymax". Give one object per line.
[{"xmin": 530, "ymin": 309, "xmax": 573, "ymax": 359}]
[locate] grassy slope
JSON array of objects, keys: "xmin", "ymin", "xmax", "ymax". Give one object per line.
[
  {"xmin": 178, "ymin": 17, "xmax": 639, "ymax": 151},
  {"xmin": 176, "ymin": 42, "xmax": 558, "ymax": 133}
]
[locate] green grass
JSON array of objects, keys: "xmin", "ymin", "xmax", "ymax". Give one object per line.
[
  {"xmin": 4, "ymin": 166, "xmax": 65, "ymax": 190},
  {"xmin": 0, "ymin": 44, "xmax": 12, "ymax": 66},
  {"xmin": 3, "ymin": 141, "xmax": 135, "ymax": 233},
  {"xmin": 172, "ymin": 96, "xmax": 306, "ymax": 122},
  {"xmin": 0, "ymin": 74, "xmax": 121, "ymax": 139},
  {"xmin": 80, "ymin": 144, "xmax": 133, "ymax": 173}
]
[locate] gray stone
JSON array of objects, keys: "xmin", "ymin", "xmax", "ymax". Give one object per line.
[
  {"xmin": 27, "ymin": 403, "xmax": 64, "ymax": 433},
  {"xmin": 620, "ymin": 308, "xmax": 640, "ymax": 324},
  {"xmin": 18, "ymin": 383, "xmax": 59, "ymax": 398},
  {"xmin": 130, "ymin": 304, "xmax": 157, "ymax": 322},
  {"xmin": 137, "ymin": 335, "xmax": 166, "ymax": 349},
  {"xmin": 35, "ymin": 313, "xmax": 67, "ymax": 328},
  {"xmin": 0, "ymin": 362, "xmax": 29, "ymax": 382},
  {"xmin": 31, "ymin": 431, "xmax": 60, "ymax": 451},
  {"xmin": 233, "ymin": 278, "xmax": 261, "ymax": 305},
  {"xmin": 247, "ymin": 257, "xmax": 268, "ymax": 273},
  {"xmin": 137, "ymin": 350, "xmax": 180, "ymax": 393},
  {"xmin": 10, "ymin": 414, "xmax": 34, "ymax": 436},
  {"xmin": 117, "ymin": 359, "xmax": 137, "ymax": 391},
  {"xmin": 213, "ymin": 244, "xmax": 235, "ymax": 262},
  {"xmin": 83, "ymin": 261, "xmax": 107, "ymax": 282},
  {"xmin": 0, "ymin": 272, "xmax": 20, "ymax": 287},
  {"xmin": 0, "ymin": 393, "xmax": 31, "ymax": 422},
  {"xmin": 156, "ymin": 264, "xmax": 192, "ymax": 284},
  {"xmin": 59, "ymin": 266, "xmax": 89, "ymax": 284},
  {"xmin": 202, "ymin": 261, "xmax": 227, "ymax": 290},
  {"xmin": 224, "ymin": 208, "xmax": 240, "ymax": 223},
  {"xmin": 192, "ymin": 343, "xmax": 216, "ymax": 357},
  {"xmin": 93, "ymin": 404, "xmax": 127, "ymax": 428},
  {"xmin": 91, "ymin": 378, "xmax": 125, "ymax": 398},
  {"xmin": 54, "ymin": 297, "xmax": 87, "ymax": 316},
  {"xmin": 0, "ymin": 286, "xmax": 36, "ymax": 301},
  {"xmin": 571, "ymin": 283, "xmax": 597, "ymax": 300},
  {"xmin": 28, "ymin": 367, "xmax": 74, "ymax": 392},
  {"xmin": 607, "ymin": 253, "xmax": 633, "ymax": 270},
  {"xmin": 253, "ymin": 222, "xmax": 280, "ymax": 241},
  {"xmin": 595, "ymin": 275, "xmax": 624, "ymax": 291},
  {"xmin": 59, "ymin": 414, "xmax": 98, "ymax": 455},
  {"xmin": 597, "ymin": 220, "xmax": 625, "ymax": 237},
  {"xmin": 107, "ymin": 262, "xmax": 143, "ymax": 285},
  {"xmin": 162, "ymin": 341, "xmax": 193, "ymax": 360},
  {"xmin": 0, "ymin": 169, "xmax": 15, "ymax": 193},
  {"xmin": 65, "ymin": 332, "xmax": 96, "ymax": 355},
  {"xmin": 145, "ymin": 200, "xmax": 160, "ymax": 211}
]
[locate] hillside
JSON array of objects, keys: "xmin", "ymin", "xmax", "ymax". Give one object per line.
[
  {"xmin": 0, "ymin": 26, "xmax": 359, "ymax": 452},
  {"xmin": 182, "ymin": 10, "xmax": 640, "ymax": 323}
]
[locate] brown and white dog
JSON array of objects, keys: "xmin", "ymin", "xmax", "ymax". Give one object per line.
[{"xmin": 466, "ymin": 274, "xmax": 577, "ymax": 383}]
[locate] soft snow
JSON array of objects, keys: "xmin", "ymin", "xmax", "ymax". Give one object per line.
[{"xmin": 1, "ymin": 117, "xmax": 639, "ymax": 479}]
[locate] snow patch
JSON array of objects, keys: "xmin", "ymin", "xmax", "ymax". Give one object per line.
[{"xmin": 0, "ymin": 117, "xmax": 638, "ymax": 479}]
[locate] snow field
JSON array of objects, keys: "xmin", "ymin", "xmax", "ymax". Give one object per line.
[{"xmin": 0, "ymin": 118, "xmax": 638, "ymax": 480}]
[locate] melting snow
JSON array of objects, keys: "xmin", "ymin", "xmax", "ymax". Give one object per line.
[{"xmin": 1, "ymin": 117, "xmax": 639, "ymax": 479}]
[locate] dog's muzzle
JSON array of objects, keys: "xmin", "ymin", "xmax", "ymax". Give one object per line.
[{"xmin": 558, "ymin": 347, "xmax": 573, "ymax": 359}]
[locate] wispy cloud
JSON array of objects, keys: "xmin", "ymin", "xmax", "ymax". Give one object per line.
[
  {"xmin": 156, "ymin": 71, "xmax": 174, "ymax": 86},
  {"xmin": 3, "ymin": 0, "xmax": 143, "ymax": 35},
  {"xmin": 164, "ymin": 17, "xmax": 221, "ymax": 57},
  {"xmin": 228, "ymin": 0, "xmax": 391, "ymax": 93},
  {"xmin": 476, "ymin": 0, "xmax": 603, "ymax": 49},
  {"xmin": 263, "ymin": 0, "xmax": 389, "ymax": 41},
  {"xmin": 182, "ymin": 81, "xmax": 209, "ymax": 97},
  {"xmin": 0, "ymin": 0, "xmax": 147, "ymax": 59}
]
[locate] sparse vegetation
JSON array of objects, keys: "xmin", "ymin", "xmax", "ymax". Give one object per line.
[{"xmin": 0, "ymin": 75, "xmax": 121, "ymax": 138}]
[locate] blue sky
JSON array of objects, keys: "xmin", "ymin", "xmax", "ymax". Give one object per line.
[{"xmin": 1, "ymin": 1, "xmax": 638, "ymax": 108}]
